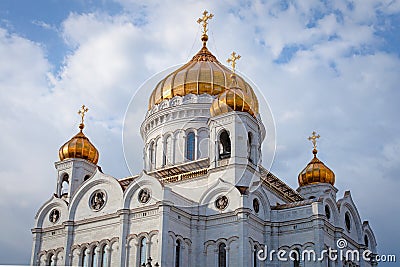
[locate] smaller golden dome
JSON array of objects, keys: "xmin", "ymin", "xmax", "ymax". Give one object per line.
[
  {"xmin": 298, "ymin": 148, "xmax": 335, "ymax": 187},
  {"xmin": 210, "ymin": 74, "xmax": 256, "ymax": 117},
  {"xmin": 58, "ymin": 105, "xmax": 99, "ymax": 165}
]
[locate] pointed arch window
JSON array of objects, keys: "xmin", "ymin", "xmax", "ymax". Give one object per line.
[
  {"xmin": 218, "ymin": 243, "xmax": 226, "ymax": 267},
  {"xmin": 175, "ymin": 239, "xmax": 181, "ymax": 267},
  {"xmin": 139, "ymin": 237, "xmax": 147, "ymax": 266},
  {"xmin": 219, "ymin": 130, "xmax": 231, "ymax": 159},
  {"xmin": 186, "ymin": 132, "xmax": 195, "ymax": 161}
]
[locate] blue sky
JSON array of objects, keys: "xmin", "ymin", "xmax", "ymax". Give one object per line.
[{"xmin": 0, "ymin": 0, "xmax": 399, "ymax": 265}]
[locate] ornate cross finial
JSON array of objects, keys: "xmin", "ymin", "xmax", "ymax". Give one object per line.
[
  {"xmin": 227, "ymin": 51, "xmax": 241, "ymax": 73},
  {"xmin": 78, "ymin": 105, "xmax": 89, "ymax": 130},
  {"xmin": 308, "ymin": 131, "xmax": 320, "ymax": 150},
  {"xmin": 197, "ymin": 10, "xmax": 213, "ymax": 46},
  {"xmin": 197, "ymin": 10, "xmax": 214, "ymax": 35}
]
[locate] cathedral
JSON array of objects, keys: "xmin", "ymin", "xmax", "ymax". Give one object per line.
[{"xmin": 31, "ymin": 11, "xmax": 377, "ymax": 267}]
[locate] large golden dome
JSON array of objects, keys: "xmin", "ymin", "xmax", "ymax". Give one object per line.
[
  {"xmin": 148, "ymin": 44, "xmax": 259, "ymax": 113},
  {"xmin": 210, "ymin": 74, "xmax": 256, "ymax": 117},
  {"xmin": 59, "ymin": 106, "xmax": 99, "ymax": 165},
  {"xmin": 298, "ymin": 148, "xmax": 335, "ymax": 187}
]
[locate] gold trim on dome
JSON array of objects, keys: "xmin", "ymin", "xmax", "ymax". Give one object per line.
[
  {"xmin": 210, "ymin": 87, "xmax": 255, "ymax": 117},
  {"xmin": 58, "ymin": 105, "xmax": 99, "ymax": 165},
  {"xmin": 148, "ymin": 46, "xmax": 259, "ymax": 113},
  {"xmin": 147, "ymin": 12, "xmax": 259, "ymax": 115}
]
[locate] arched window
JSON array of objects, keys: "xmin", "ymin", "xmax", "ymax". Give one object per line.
[
  {"xmin": 345, "ymin": 212, "xmax": 352, "ymax": 231},
  {"xmin": 293, "ymin": 248, "xmax": 300, "ymax": 267},
  {"xmin": 248, "ymin": 132, "xmax": 253, "ymax": 163},
  {"xmin": 164, "ymin": 135, "xmax": 172, "ymax": 166},
  {"xmin": 100, "ymin": 245, "xmax": 108, "ymax": 267},
  {"xmin": 46, "ymin": 253, "xmax": 54, "ymax": 266},
  {"xmin": 84, "ymin": 175, "xmax": 91, "ymax": 181},
  {"xmin": 59, "ymin": 173, "xmax": 69, "ymax": 197},
  {"xmin": 81, "ymin": 248, "xmax": 88, "ymax": 267},
  {"xmin": 175, "ymin": 239, "xmax": 181, "ymax": 267},
  {"xmin": 91, "ymin": 246, "xmax": 98, "ymax": 267},
  {"xmin": 149, "ymin": 142, "xmax": 155, "ymax": 170},
  {"xmin": 218, "ymin": 243, "xmax": 226, "ymax": 267},
  {"xmin": 364, "ymin": 235, "xmax": 369, "ymax": 247},
  {"xmin": 219, "ymin": 130, "xmax": 231, "ymax": 159},
  {"xmin": 325, "ymin": 205, "xmax": 331, "ymax": 220},
  {"xmin": 253, "ymin": 245, "xmax": 258, "ymax": 267},
  {"xmin": 186, "ymin": 132, "xmax": 195, "ymax": 161},
  {"xmin": 139, "ymin": 237, "xmax": 147, "ymax": 266}
]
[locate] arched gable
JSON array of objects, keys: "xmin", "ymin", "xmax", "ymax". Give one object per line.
[
  {"xmin": 34, "ymin": 196, "xmax": 68, "ymax": 228},
  {"xmin": 323, "ymin": 196, "xmax": 340, "ymax": 225},
  {"xmin": 123, "ymin": 171, "xmax": 163, "ymax": 209},
  {"xmin": 68, "ymin": 169, "xmax": 123, "ymax": 221},
  {"xmin": 337, "ymin": 191, "xmax": 363, "ymax": 242},
  {"xmin": 250, "ymin": 187, "xmax": 272, "ymax": 221},
  {"xmin": 198, "ymin": 177, "xmax": 240, "ymax": 215}
]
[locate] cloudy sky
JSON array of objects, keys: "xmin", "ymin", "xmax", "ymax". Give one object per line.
[{"xmin": 0, "ymin": 0, "xmax": 399, "ymax": 265}]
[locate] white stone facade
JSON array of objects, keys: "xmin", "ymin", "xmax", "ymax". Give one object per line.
[{"xmin": 31, "ymin": 49, "xmax": 377, "ymax": 267}]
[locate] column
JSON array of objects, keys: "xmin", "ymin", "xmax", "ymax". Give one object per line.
[
  {"xmin": 63, "ymin": 221, "xmax": 74, "ymax": 266},
  {"xmin": 118, "ymin": 209, "xmax": 130, "ymax": 267},
  {"xmin": 172, "ymin": 135, "xmax": 176, "ymax": 165},
  {"xmin": 158, "ymin": 203, "xmax": 171, "ymax": 266},
  {"xmin": 30, "ymin": 228, "xmax": 42, "ymax": 266},
  {"xmin": 105, "ymin": 245, "xmax": 111, "ymax": 267},
  {"xmin": 226, "ymin": 246, "xmax": 230, "ymax": 267},
  {"xmin": 194, "ymin": 131, "xmax": 198, "ymax": 160}
]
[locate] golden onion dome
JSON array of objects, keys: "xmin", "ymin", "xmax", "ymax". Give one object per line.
[
  {"xmin": 298, "ymin": 148, "xmax": 335, "ymax": 187},
  {"xmin": 210, "ymin": 74, "xmax": 256, "ymax": 117},
  {"xmin": 147, "ymin": 44, "xmax": 259, "ymax": 113},
  {"xmin": 58, "ymin": 105, "xmax": 99, "ymax": 165}
]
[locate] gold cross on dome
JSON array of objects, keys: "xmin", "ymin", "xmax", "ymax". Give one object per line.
[
  {"xmin": 78, "ymin": 105, "xmax": 89, "ymax": 125},
  {"xmin": 227, "ymin": 51, "xmax": 241, "ymax": 73},
  {"xmin": 308, "ymin": 131, "xmax": 320, "ymax": 149},
  {"xmin": 197, "ymin": 10, "xmax": 214, "ymax": 35}
]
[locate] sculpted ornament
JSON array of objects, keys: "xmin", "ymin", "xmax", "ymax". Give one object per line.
[
  {"xmin": 138, "ymin": 188, "xmax": 151, "ymax": 204},
  {"xmin": 90, "ymin": 190, "xmax": 106, "ymax": 211},
  {"xmin": 215, "ymin": 195, "xmax": 229, "ymax": 210},
  {"xmin": 253, "ymin": 198, "xmax": 260, "ymax": 213},
  {"xmin": 49, "ymin": 209, "xmax": 60, "ymax": 223}
]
